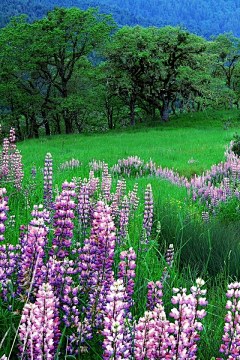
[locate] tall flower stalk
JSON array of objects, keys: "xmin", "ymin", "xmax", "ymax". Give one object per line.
[
  {"xmin": 18, "ymin": 283, "xmax": 61, "ymax": 359},
  {"xmin": 43, "ymin": 153, "xmax": 53, "ymax": 211},
  {"xmin": 219, "ymin": 282, "xmax": 240, "ymax": 358}
]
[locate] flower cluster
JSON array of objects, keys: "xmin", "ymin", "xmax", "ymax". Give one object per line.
[
  {"xmin": 102, "ymin": 279, "xmax": 133, "ymax": 359},
  {"xmin": 141, "ymin": 183, "xmax": 154, "ymax": 245},
  {"xmin": 168, "ymin": 279, "xmax": 208, "ymax": 359},
  {"xmin": 43, "ymin": 152, "xmax": 53, "ymax": 210},
  {"xmin": 51, "ymin": 181, "xmax": 76, "ymax": 258},
  {"xmin": 18, "ymin": 283, "xmax": 60, "ymax": 359},
  {"xmin": 0, "ymin": 128, "xmax": 23, "ymax": 190},
  {"xmin": 219, "ymin": 282, "xmax": 240, "ymax": 358}
]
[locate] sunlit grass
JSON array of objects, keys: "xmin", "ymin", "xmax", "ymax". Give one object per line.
[{"xmin": 18, "ymin": 109, "xmax": 240, "ymax": 180}]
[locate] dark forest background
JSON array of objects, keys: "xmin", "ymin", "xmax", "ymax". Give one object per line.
[{"xmin": 1, "ymin": 0, "xmax": 240, "ymax": 38}]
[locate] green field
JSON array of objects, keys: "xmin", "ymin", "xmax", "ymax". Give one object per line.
[{"xmin": 18, "ymin": 109, "xmax": 239, "ymax": 179}]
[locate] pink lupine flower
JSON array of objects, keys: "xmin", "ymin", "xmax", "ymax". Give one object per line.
[
  {"xmin": 18, "ymin": 283, "xmax": 60, "ymax": 359},
  {"xmin": 134, "ymin": 305, "xmax": 171, "ymax": 360},
  {"xmin": 0, "ymin": 188, "xmax": 8, "ymax": 242},
  {"xmin": 129, "ymin": 182, "xmax": 139, "ymax": 217},
  {"xmin": 118, "ymin": 247, "xmax": 136, "ymax": 312},
  {"xmin": 101, "ymin": 163, "xmax": 112, "ymax": 202},
  {"xmin": 43, "ymin": 152, "xmax": 53, "ymax": 210},
  {"xmin": 111, "ymin": 179, "xmax": 126, "ymax": 220},
  {"xmin": 102, "ymin": 279, "xmax": 133, "ymax": 359},
  {"xmin": 118, "ymin": 195, "xmax": 130, "ymax": 244},
  {"xmin": 146, "ymin": 281, "xmax": 163, "ymax": 311},
  {"xmin": 161, "ymin": 243, "xmax": 174, "ymax": 284},
  {"xmin": 141, "ymin": 183, "xmax": 153, "ymax": 245},
  {"xmin": 67, "ymin": 201, "xmax": 116, "ymax": 356},
  {"xmin": 17, "ymin": 205, "xmax": 50, "ymax": 298},
  {"xmin": 168, "ymin": 279, "xmax": 208, "ymax": 359},
  {"xmin": 219, "ymin": 281, "xmax": 240, "ymax": 358},
  {"xmin": 0, "ymin": 128, "xmax": 23, "ymax": 190},
  {"xmin": 77, "ymin": 177, "xmax": 90, "ymax": 238},
  {"xmin": 51, "ymin": 181, "xmax": 76, "ymax": 258}
]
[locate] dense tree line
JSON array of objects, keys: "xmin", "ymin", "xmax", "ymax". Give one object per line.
[
  {"xmin": 2, "ymin": 0, "xmax": 240, "ymax": 38},
  {"xmin": 0, "ymin": 0, "xmax": 161, "ymax": 30},
  {"xmin": 0, "ymin": 0, "xmax": 50, "ymax": 28},
  {"xmin": 0, "ymin": 7, "xmax": 240, "ymax": 139}
]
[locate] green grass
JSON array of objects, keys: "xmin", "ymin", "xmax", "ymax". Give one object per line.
[
  {"xmin": 16, "ymin": 108, "xmax": 240, "ymax": 280},
  {"xmin": 18, "ymin": 108, "xmax": 240, "ymax": 180}
]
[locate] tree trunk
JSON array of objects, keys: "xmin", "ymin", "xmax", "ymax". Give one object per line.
[
  {"xmin": 160, "ymin": 95, "xmax": 169, "ymax": 122},
  {"xmin": 41, "ymin": 110, "xmax": 51, "ymax": 135},
  {"xmin": 130, "ymin": 98, "xmax": 135, "ymax": 126},
  {"xmin": 15, "ymin": 117, "xmax": 22, "ymax": 140},
  {"xmin": 105, "ymin": 98, "xmax": 114, "ymax": 129},
  {"xmin": 44, "ymin": 120, "xmax": 51, "ymax": 136},
  {"xmin": 32, "ymin": 118, "xmax": 39, "ymax": 138},
  {"xmin": 53, "ymin": 114, "xmax": 61, "ymax": 134},
  {"xmin": 63, "ymin": 109, "xmax": 73, "ymax": 134}
]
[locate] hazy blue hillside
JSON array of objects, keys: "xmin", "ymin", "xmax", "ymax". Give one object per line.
[
  {"xmin": 0, "ymin": 0, "xmax": 50, "ymax": 27},
  {"xmin": 1, "ymin": 0, "xmax": 240, "ymax": 37},
  {"xmin": 36, "ymin": 0, "xmax": 240, "ymax": 37},
  {"xmin": 0, "ymin": 0, "xmax": 163, "ymax": 29},
  {"xmin": 98, "ymin": 0, "xmax": 240, "ymax": 37}
]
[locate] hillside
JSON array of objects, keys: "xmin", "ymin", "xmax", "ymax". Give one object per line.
[
  {"xmin": 0, "ymin": 0, "xmax": 49, "ymax": 27},
  {"xmin": 1, "ymin": 0, "xmax": 240, "ymax": 38},
  {"xmin": 0, "ymin": 0, "xmax": 163, "ymax": 29}
]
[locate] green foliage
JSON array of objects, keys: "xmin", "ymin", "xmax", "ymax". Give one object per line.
[
  {"xmin": 0, "ymin": 7, "xmax": 116, "ymax": 138},
  {"xmin": 104, "ymin": 25, "xmax": 211, "ymax": 122},
  {"xmin": 231, "ymin": 132, "xmax": 240, "ymax": 156},
  {"xmin": 1, "ymin": 7, "xmax": 240, "ymax": 138}
]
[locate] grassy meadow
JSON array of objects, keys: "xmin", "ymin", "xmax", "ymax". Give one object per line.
[{"xmin": 1, "ymin": 108, "xmax": 240, "ymax": 359}]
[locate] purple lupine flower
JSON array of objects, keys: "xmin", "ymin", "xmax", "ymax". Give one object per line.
[
  {"xmin": 0, "ymin": 188, "xmax": 8, "ymax": 242},
  {"xmin": 18, "ymin": 283, "xmax": 61, "ymax": 359},
  {"xmin": 134, "ymin": 305, "xmax": 171, "ymax": 360},
  {"xmin": 111, "ymin": 179, "xmax": 125, "ymax": 221},
  {"xmin": 0, "ymin": 138, "xmax": 10, "ymax": 181},
  {"xmin": 0, "ymin": 128, "xmax": 23, "ymax": 190},
  {"xmin": 59, "ymin": 158, "xmax": 80, "ymax": 170},
  {"xmin": 102, "ymin": 279, "xmax": 133, "ymax": 359},
  {"xmin": 168, "ymin": 278, "xmax": 207, "ymax": 359},
  {"xmin": 219, "ymin": 281, "xmax": 240, "ymax": 358},
  {"xmin": 77, "ymin": 178, "xmax": 90, "ymax": 239},
  {"xmin": 129, "ymin": 182, "xmax": 139, "ymax": 217},
  {"xmin": 141, "ymin": 183, "xmax": 154, "ymax": 245},
  {"xmin": 146, "ymin": 281, "xmax": 163, "ymax": 311},
  {"xmin": 0, "ymin": 243, "xmax": 20, "ymax": 302},
  {"xmin": 87, "ymin": 201, "xmax": 116, "ymax": 319},
  {"xmin": 118, "ymin": 247, "xmax": 136, "ymax": 312},
  {"xmin": 51, "ymin": 181, "xmax": 76, "ymax": 259},
  {"xmin": 89, "ymin": 159, "xmax": 104, "ymax": 175},
  {"xmin": 88, "ymin": 170, "xmax": 100, "ymax": 197},
  {"xmin": 161, "ymin": 243, "xmax": 174, "ymax": 284},
  {"xmin": 118, "ymin": 195, "xmax": 130, "ymax": 244},
  {"xmin": 10, "ymin": 148, "xmax": 24, "ymax": 191},
  {"xmin": 72, "ymin": 201, "xmax": 116, "ymax": 352},
  {"xmin": 31, "ymin": 164, "xmax": 36, "ymax": 180},
  {"xmin": 43, "ymin": 152, "xmax": 53, "ymax": 211},
  {"xmin": 17, "ymin": 204, "xmax": 50, "ymax": 301},
  {"xmin": 101, "ymin": 163, "xmax": 112, "ymax": 202}
]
